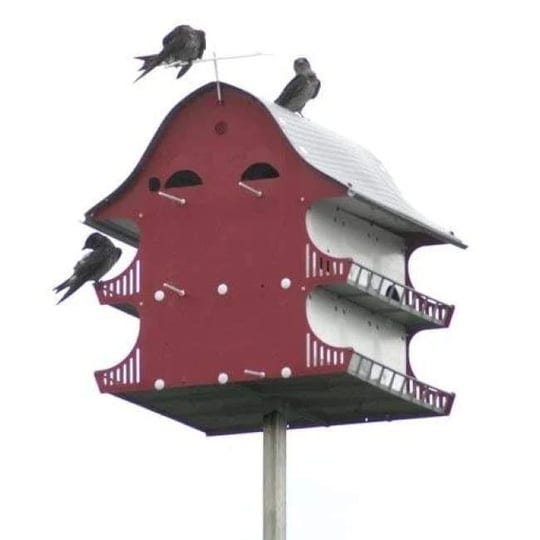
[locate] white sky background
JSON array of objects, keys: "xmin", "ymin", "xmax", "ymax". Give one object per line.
[{"xmin": 2, "ymin": 1, "xmax": 539, "ymax": 538}]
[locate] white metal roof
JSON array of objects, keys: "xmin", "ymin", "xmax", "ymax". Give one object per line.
[{"xmin": 262, "ymin": 100, "xmax": 465, "ymax": 248}]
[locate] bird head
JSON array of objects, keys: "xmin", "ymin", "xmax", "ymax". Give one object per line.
[
  {"xmin": 83, "ymin": 232, "xmax": 111, "ymax": 250},
  {"xmin": 294, "ymin": 57, "xmax": 311, "ymax": 75}
]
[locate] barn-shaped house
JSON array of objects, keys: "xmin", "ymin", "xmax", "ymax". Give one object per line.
[{"xmin": 85, "ymin": 82, "xmax": 465, "ymax": 435}]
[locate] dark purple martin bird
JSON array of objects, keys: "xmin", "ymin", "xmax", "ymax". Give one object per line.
[
  {"xmin": 135, "ymin": 24, "xmax": 206, "ymax": 82},
  {"xmin": 54, "ymin": 233, "xmax": 122, "ymax": 304},
  {"xmin": 275, "ymin": 57, "xmax": 321, "ymax": 115}
]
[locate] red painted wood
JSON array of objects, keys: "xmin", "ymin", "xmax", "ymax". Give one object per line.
[{"xmin": 90, "ymin": 84, "xmax": 354, "ymax": 393}]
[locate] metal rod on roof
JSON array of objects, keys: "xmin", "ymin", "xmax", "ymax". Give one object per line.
[
  {"xmin": 213, "ymin": 51, "xmax": 223, "ymax": 103},
  {"xmin": 263, "ymin": 411, "xmax": 287, "ymax": 540}
]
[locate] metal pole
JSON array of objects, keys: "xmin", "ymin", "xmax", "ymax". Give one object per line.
[
  {"xmin": 263, "ymin": 410, "xmax": 286, "ymax": 540},
  {"xmin": 212, "ymin": 51, "xmax": 222, "ymax": 103}
]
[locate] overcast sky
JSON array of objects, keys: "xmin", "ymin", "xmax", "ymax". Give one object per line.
[{"xmin": 2, "ymin": 1, "xmax": 539, "ymax": 539}]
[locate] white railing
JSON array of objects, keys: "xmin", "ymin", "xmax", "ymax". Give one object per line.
[
  {"xmin": 348, "ymin": 353, "xmax": 454, "ymax": 414},
  {"xmin": 347, "ymin": 263, "xmax": 453, "ymax": 325}
]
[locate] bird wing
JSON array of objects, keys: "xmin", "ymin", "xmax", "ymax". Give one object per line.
[
  {"xmin": 312, "ymin": 78, "xmax": 321, "ymax": 99},
  {"xmin": 73, "ymin": 249, "xmax": 111, "ymax": 282},
  {"xmin": 275, "ymin": 75, "xmax": 306, "ymax": 106},
  {"xmin": 197, "ymin": 31, "xmax": 206, "ymax": 58},
  {"xmin": 111, "ymin": 247, "xmax": 122, "ymax": 268}
]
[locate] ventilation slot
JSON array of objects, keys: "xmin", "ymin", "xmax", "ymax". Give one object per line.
[
  {"xmin": 305, "ymin": 243, "xmax": 346, "ymax": 279},
  {"xmin": 101, "ymin": 348, "xmax": 141, "ymax": 389},
  {"xmin": 306, "ymin": 333, "xmax": 345, "ymax": 368},
  {"xmin": 99, "ymin": 259, "xmax": 141, "ymax": 299}
]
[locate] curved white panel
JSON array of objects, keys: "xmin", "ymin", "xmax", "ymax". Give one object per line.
[
  {"xmin": 306, "ymin": 198, "xmax": 406, "ymax": 283},
  {"xmin": 306, "ymin": 288, "xmax": 406, "ymax": 373}
]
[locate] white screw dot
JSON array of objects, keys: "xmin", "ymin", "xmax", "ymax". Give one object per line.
[
  {"xmin": 154, "ymin": 290, "xmax": 165, "ymax": 302},
  {"xmin": 281, "ymin": 278, "xmax": 291, "ymax": 289},
  {"xmin": 217, "ymin": 283, "xmax": 228, "ymax": 295},
  {"xmin": 218, "ymin": 373, "xmax": 229, "ymax": 384},
  {"xmin": 154, "ymin": 379, "xmax": 165, "ymax": 390},
  {"xmin": 138, "ymin": 212, "xmax": 144, "ymax": 218},
  {"xmin": 281, "ymin": 367, "xmax": 292, "ymax": 378}
]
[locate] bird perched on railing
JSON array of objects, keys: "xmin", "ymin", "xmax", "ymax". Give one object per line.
[
  {"xmin": 54, "ymin": 233, "xmax": 122, "ymax": 304},
  {"xmin": 275, "ymin": 57, "xmax": 321, "ymax": 115},
  {"xmin": 135, "ymin": 24, "xmax": 206, "ymax": 82}
]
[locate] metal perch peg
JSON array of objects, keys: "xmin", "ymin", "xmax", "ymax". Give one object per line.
[
  {"xmin": 157, "ymin": 191, "xmax": 187, "ymax": 205},
  {"xmin": 244, "ymin": 369, "xmax": 266, "ymax": 378},
  {"xmin": 238, "ymin": 181, "xmax": 263, "ymax": 197},
  {"xmin": 163, "ymin": 283, "xmax": 186, "ymax": 296}
]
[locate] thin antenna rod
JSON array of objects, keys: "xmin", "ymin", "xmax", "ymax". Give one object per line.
[
  {"xmin": 166, "ymin": 52, "xmax": 271, "ymax": 68},
  {"xmin": 213, "ymin": 51, "xmax": 222, "ymax": 103}
]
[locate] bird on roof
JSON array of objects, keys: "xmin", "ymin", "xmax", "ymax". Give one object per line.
[
  {"xmin": 275, "ymin": 57, "xmax": 321, "ymax": 115},
  {"xmin": 135, "ymin": 24, "xmax": 206, "ymax": 82},
  {"xmin": 53, "ymin": 233, "xmax": 122, "ymax": 304}
]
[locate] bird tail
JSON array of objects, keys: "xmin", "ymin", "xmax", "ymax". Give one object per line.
[
  {"xmin": 56, "ymin": 280, "xmax": 85, "ymax": 304},
  {"xmin": 53, "ymin": 276, "xmax": 72, "ymax": 293},
  {"xmin": 134, "ymin": 54, "xmax": 162, "ymax": 82},
  {"xmin": 135, "ymin": 55, "xmax": 157, "ymax": 71}
]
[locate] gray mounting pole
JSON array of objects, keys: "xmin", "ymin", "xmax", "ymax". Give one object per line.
[{"xmin": 263, "ymin": 411, "xmax": 286, "ymax": 540}]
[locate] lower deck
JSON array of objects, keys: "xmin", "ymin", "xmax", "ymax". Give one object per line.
[{"xmin": 116, "ymin": 354, "xmax": 454, "ymax": 435}]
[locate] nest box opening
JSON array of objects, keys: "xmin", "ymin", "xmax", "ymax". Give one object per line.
[
  {"xmin": 241, "ymin": 162, "xmax": 280, "ymax": 181},
  {"xmin": 165, "ymin": 170, "xmax": 203, "ymax": 188}
]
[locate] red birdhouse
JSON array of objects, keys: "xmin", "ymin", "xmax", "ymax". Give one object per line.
[{"xmin": 85, "ymin": 82, "xmax": 464, "ymax": 435}]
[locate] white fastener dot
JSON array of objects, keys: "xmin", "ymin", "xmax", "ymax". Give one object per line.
[
  {"xmin": 281, "ymin": 367, "xmax": 292, "ymax": 378},
  {"xmin": 218, "ymin": 373, "xmax": 229, "ymax": 384},
  {"xmin": 154, "ymin": 290, "xmax": 165, "ymax": 302},
  {"xmin": 217, "ymin": 283, "xmax": 228, "ymax": 295},
  {"xmin": 281, "ymin": 278, "xmax": 291, "ymax": 289},
  {"xmin": 154, "ymin": 379, "xmax": 165, "ymax": 390}
]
